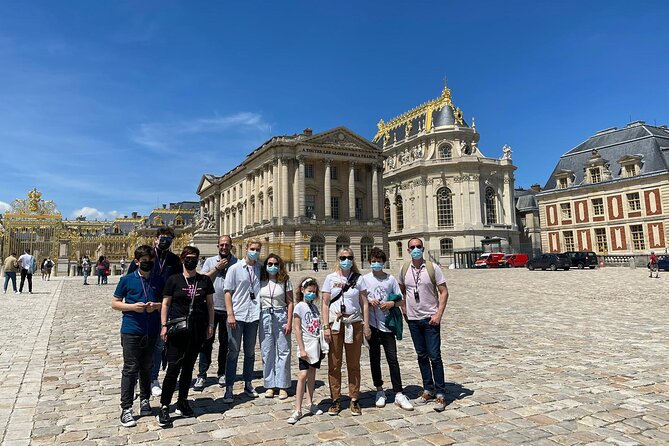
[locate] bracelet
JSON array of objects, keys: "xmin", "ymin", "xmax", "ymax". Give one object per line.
[
  {"xmin": 324, "ymin": 327, "xmax": 331, "ymax": 331},
  {"xmin": 161, "ymin": 324, "xmax": 167, "ymax": 327}
]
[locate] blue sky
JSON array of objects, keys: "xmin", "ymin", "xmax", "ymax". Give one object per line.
[{"xmin": 1, "ymin": 1, "xmax": 667, "ymax": 219}]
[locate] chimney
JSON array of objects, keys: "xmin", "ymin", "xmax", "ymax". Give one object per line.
[
  {"xmin": 530, "ymin": 184, "xmax": 542, "ymax": 192},
  {"xmin": 124, "ymin": 215, "xmax": 127, "ymax": 219},
  {"xmin": 162, "ymin": 204, "xmax": 166, "ymax": 209},
  {"xmin": 132, "ymin": 212, "xmax": 138, "ymax": 218},
  {"xmin": 303, "ymin": 128, "xmax": 313, "ymax": 136}
]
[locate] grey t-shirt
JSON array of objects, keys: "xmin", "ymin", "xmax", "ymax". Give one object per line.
[{"xmin": 201, "ymin": 254, "xmax": 237, "ymax": 311}]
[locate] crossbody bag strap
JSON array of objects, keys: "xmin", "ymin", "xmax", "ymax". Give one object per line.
[{"xmin": 329, "ymin": 272, "xmax": 360, "ymax": 307}]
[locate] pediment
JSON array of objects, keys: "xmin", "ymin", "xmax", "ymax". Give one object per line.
[
  {"xmin": 197, "ymin": 175, "xmax": 216, "ymax": 195},
  {"xmin": 305, "ymin": 127, "xmax": 381, "ymax": 153}
]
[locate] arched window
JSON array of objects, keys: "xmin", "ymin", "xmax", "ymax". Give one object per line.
[
  {"xmin": 396, "ymin": 241, "xmax": 403, "ymax": 259},
  {"xmin": 384, "ymin": 198, "xmax": 391, "ymax": 229},
  {"xmin": 485, "ymin": 187, "xmax": 497, "ymax": 224},
  {"xmin": 174, "ymin": 216, "xmax": 184, "ymax": 226},
  {"xmin": 113, "ymin": 225, "xmax": 120, "ymax": 234},
  {"xmin": 153, "ymin": 216, "xmax": 162, "ymax": 226},
  {"xmin": 439, "ymin": 144, "xmax": 452, "ymax": 159},
  {"xmin": 395, "ymin": 196, "xmax": 404, "ymax": 231},
  {"xmin": 440, "ymin": 238, "xmax": 453, "ymax": 256},
  {"xmin": 436, "ymin": 188, "xmax": 453, "ymax": 227},
  {"xmin": 310, "ymin": 234, "xmax": 325, "ymax": 261},
  {"xmin": 360, "ymin": 236, "xmax": 374, "ymax": 267},
  {"xmin": 336, "ymin": 235, "xmax": 350, "ymax": 253}
]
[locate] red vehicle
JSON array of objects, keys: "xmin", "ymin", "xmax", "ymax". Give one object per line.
[
  {"xmin": 498, "ymin": 253, "xmax": 529, "ymax": 268},
  {"xmin": 473, "ymin": 252, "xmax": 505, "ymax": 268}
]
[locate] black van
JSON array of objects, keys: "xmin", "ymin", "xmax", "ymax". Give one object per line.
[{"xmin": 563, "ymin": 251, "xmax": 598, "ymax": 269}]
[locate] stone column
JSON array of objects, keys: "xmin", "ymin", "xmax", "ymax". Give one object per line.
[
  {"xmin": 371, "ymin": 163, "xmax": 379, "ymax": 219},
  {"xmin": 272, "ymin": 158, "xmax": 279, "ymax": 220},
  {"xmin": 293, "ymin": 156, "xmax": 305, "ymax": 218},
  {"xmin": 280, "ymin": 158, "xmax": 289, "ymax": 220},
  {"xmin": 254, "ymin": 171, "xmax": 260, "ymax": 223},
  {"xmin": 293, "ymin": 160, "xmax": 299, "ymax": 218},
  {"xmin": 348, "ymin": 161, "xmax": 356, "ymax": 219},
  {"xmin": 324, "ymin": 159, "xmax": 332, "ymax": 218},
  {"xmin": 214, "ymin": 193, "xmax": 221, "ymax": 234},
  {"xmin": 263, "ymin": 164, "xmax": 270, "ymax": 221}
]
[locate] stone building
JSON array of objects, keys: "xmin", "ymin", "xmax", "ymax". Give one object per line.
[
  {"xmin": 374, "ymin": 85, "xmax": 519, "ymax": 267},
  {"xmin": 515, "ymin": 186, "xmax": 542, "ymax": 257},
  {"xmin": 195, "ymin": 127, "xmax": 386, "ymax": 269},
  {"xmin": 536, "ymin": 121, "xmax": 669, "ymax": 258}
]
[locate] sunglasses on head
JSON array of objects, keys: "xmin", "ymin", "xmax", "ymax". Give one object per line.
[
  {"xmin": 339, "ymin": 255, "xmax": 354, "ymax": 261},
  {"xmin": 409, "ymin": 245, "xmax": 423, "ymax": 250}
]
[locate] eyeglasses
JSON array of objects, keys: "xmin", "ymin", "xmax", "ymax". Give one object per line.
[
  {"xmin": 409, "ymin": 245, "xmax": 423, "ymax": 250},
  {"xmin": 266, "ymin": 262, "xmax": 279, "ymax": 266},
  {"xmin": 339, "ymin": 256, "xmax": 354, "ymax": 261}
]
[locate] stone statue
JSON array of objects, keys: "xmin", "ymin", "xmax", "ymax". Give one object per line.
[
  {"xmin": 195, "ymin": 208, "xmax": 216, "ymax": 232},
  {"xmin": 502, "ymin": 144, "xmax": 512, "ymax": 160}
]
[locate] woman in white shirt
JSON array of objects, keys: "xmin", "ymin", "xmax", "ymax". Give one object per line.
[
  {"xmin": 258, "ymin": 254, "xmax": 293, "ymax": 399},
  {"xmin": 321, "ymin": 247, "xmax": 369, "ymax": 416}
]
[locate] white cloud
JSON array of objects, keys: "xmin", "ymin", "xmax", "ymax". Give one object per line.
[
  {"xmin": 131, "ymin": 112, "xmax": 271, "ymax": 154},
  {"xmin": 71, "ymin": 207, "xmax": 120, "ymax": 221},
  {"xmin": 0, "ymin": 201, "xmax": 10, "ymax": 213}
]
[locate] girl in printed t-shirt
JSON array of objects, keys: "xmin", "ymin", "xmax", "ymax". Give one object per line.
[{"xmin": 287, "ymin": 277, "xmax": 325, "ymax": 424}]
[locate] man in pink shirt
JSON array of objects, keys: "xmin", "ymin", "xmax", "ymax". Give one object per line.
[{"xmin": 398, "ymin": 237, "xmax": 449, "ymax": 412}]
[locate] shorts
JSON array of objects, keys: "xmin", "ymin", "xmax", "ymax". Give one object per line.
[{"xmin": 298, "ymin": 357, "xmax": 321, "ymax": 370}]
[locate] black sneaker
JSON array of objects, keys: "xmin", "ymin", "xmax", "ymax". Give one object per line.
[
  {"xmin": 175, "ymin": 399, "xmax": 195, "ymax": 417},
  {"xmin": 328, "ymin": 400, "xmax": 342, "ymax": 416},
  {"xmin": 156, "ymin": 405, "xmax": 172, "ymax": 428},
  {"xmin": 139, "ymin": 399, "xmax": 152, "ymax": 416},
  {"xmin": 120, "ymin": 408, "xmax": 136, "ymax": 427},
  {"xmin": 193, "ymin": 376, "xmax": 206, "ymax": 391}
]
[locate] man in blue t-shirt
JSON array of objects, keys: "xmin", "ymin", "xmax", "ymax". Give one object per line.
[{"xmin": 112, "ymin": 245, "xmax": 162, "ymax": 428}]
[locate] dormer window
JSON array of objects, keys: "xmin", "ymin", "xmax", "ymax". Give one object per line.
[
  {"xmin": 554, "ymin": 169, "xmax": 574, "ymax": 189},
  {"xmin": 618, "ymin": 154, "xmax": 642, "ymax": 178},
  {"xmin": 558, "ymin": 178, "xmax": 569, "ymax": 189},
  {"xmin": 589, "ymin": 167, "xmax": 602, "ymax": 184}
]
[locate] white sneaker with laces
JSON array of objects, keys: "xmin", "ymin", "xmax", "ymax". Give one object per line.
[
  {"xmin": 193, "ymin": 376, "xmax": 206, "ymax": 391},
  {"xmin": 394, "ymin": 392, "xmax": 414, "ymax": 411},
  {"xmin": 151, "ymin": 379, "xmax": 162, "ymax": 397},
  {"xmin": 287, "ymin": 410, "xmax": 302, "ymax": 424},
  {"xmin": 375, "ymin": 390, "xmax": 386, "ymax": 408}
]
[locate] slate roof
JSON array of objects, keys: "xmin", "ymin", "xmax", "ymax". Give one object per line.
[
  {"xmin": 543, "ymin": 122, "xmax": 669, "ymax": 190},
  {"xmin": 515, "ymin": 189, "xmax": 539, "ymax": 212}
]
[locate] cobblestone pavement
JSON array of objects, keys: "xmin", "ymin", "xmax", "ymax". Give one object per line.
[{"xmin": 1, "ymin": 267, "xmax": 668, "ymax": 445}]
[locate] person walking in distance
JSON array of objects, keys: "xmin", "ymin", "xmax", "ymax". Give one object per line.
[
  {"xmin": 649, "ymin": 251, "xmax": 659, "ymax": 278},
  {"xmin": 18, "ymin": 249, "xmax": 36, "ymax": 294},
  {"xmin": 3, "ymin": 252, "xmax": 19, "ymax": 294},
  {"xmin": 398, "ymin": 238, "xmax": 450, "ymax": 412},
  {"xmin": 312, "ymin": 255, "xmax": 319, "ymax": 272},
  {"xmin": 82, "ymin": 256, "xmax": 92, "ymax": 285},
  {"xmin": 193, "ymin": 235, "xmax": 237, "ymax": 391}
]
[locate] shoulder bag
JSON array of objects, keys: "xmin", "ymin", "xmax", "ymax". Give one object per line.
[{"xmin": 165, "ymin": 276, "xmax": 197, "ymax": 338}]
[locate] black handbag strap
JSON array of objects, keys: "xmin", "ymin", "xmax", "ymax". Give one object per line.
[{"xmin": 329, "ymin": 273, "xmax": 360, "ymax": 307}]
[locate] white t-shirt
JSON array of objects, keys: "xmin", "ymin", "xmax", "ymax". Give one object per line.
[
  {"xmin": 322, "ymin": 272, "xmax": 362, "ymax": 315},
  {"xmin": 18, "ymin": 254, "xmax": 34, "ymax": 270},
  {"xmin": 361, "ymin": 272, "xmax": 402, "ymax": 332},
  {"xmin": 294, "ymin": 301, "xmax": 321, "ymax": 364},
  {"xmin": 259, "ymin": 279, "xmax": 293, "ymax": 309}
]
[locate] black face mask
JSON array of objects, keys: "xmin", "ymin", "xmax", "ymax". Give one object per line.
[
  {"xmin": 158, "ymin": 239, "xmax": 172, "ymax": 250},
  {"xmin": 139, "ymin": 260, "xmax": 154, "ymax": 272},
  {"xmin": 183, "ymin": 258, "xmax": 198, "ymax": 271}
]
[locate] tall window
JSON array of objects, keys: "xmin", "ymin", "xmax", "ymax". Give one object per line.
[
  {"xmin": 395, "ymin": 196, "xmax": 404, "ymax": 231},
  {"xmin": 563, "ymin": 231, "xmax": 575, "ymax": 251},
  {"xmin": 627, "ymin": 193, "xmax": 641, "ymax": 211},
  {"xmin": 360, "ymin": 236, "xmax": 374, "ymax": 266},
  {"xmin": 331, "ymin": 197, "xmax": 340, "ymax": 220},
  {"xmin": 233, "ymin": 187, "xmax": 236, "ymax": 200},
  {"xmin": 440, "ymin": 238, "xmax": 453, "ymax": 256},
  {"xmin": 485, "ymin": 187, "xmax": 497, "ymax": 224},
  {"xmin": 594, "ymin": 228, "xmax": 607, "ymax": 253},
  {"xmin": 439, "ymin": 144, "xmax": 452, "ymax": 159},
  {"xmin": 560, "ymin": 203, "xmax": 572, "ymax": 220},
  {"xmin": 239, "ymin": 184, "xmax": 243, "ymax": 195},
  {"xmin": 436, "ymin": 187, "xmax": 453, "ymax": 227},
  {"xmin": 384, "ymin": 198, "xmax": 391, "ymax": 229},
  {"xmin": 558, "ymin": 177, "xmax": 569, "ymax": 189},
  {"xmin": 305, "ymin": 164, "xmax": 314, "ymax": 178},
  {"xmin": 354, "ymin": 168, "xmax": 361, "ymax": 182},
  {"xmin": 305, "ymin": 195, "xmax": 316, "ymax": 218},
  {"xmin": 630, "ymin": 225, "xmax": 645, "ymax": 250},
  {"xmin": 592, "ymin": 198, "xmax": 604, "ymax": 216},
  {"xmin": 355, "ymin": 197, "xmax": 363, "ymax": 220},
  {"xmin": 330, "ymin": 166, "xmax": 338, "ymax": 180},
  {"xmin": 310, "ymin": 234, "xmax": 325, "ymax": 260},
  {"xmin": 589, "ymin": 167, "xmax": 602, "ymax": 183},
  {"xmin": 336, "ymin": 235, "xmax": 350, "ymax": 253}
]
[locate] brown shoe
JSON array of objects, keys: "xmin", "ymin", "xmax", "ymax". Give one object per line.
[
  {"xmin": 434, "ymin": 395, "xmax": 446, "ymax": 412},
  {"xmin": 414, "ymin": 390, "xmax": 434, "ymax": 405},
  {"xmin": 328, "ymin": 400, "xmax": 341, "ymax": 416},
  {"xmin": 350, "ymin": 400, "xmax": 362, "ymax": 416}
]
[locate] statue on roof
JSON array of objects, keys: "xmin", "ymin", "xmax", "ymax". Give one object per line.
[{"xmin": 502, "ymin": 144, "xmax": 512, "ymax": 160}]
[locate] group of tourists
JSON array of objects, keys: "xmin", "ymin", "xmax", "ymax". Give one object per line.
[
  {"xmin": 2, "ymin": 249, "xmax": 37, "ymax": 294},
  {"xmin": 112, "ymin": 228, "xmax": 450, "ymax": 429}
]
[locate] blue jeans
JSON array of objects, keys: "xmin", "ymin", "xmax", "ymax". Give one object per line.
[
  {"xmin": 226, "ymin": 320, "xmax": 259, "ymax": 386},
  {"xmin": 4, "ymin": 272, "xmax": 17, "ymax": 292},
  {"xmin": 407, "ymin": 318, "xmax": 446, "ymax": 396}
]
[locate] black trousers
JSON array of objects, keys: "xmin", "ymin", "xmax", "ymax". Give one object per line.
[
  {"xmin": 19, "ymin": 269, "xmax": 32, "ymax": 293},
  {"xmin": 160, "ymin": 324, "xmax": 206, "ymax": 406},
  {"xmin": 198, "ymin": 310, "xmax": 228, "ymax": 378},
  {"xmin": 368, "ymin": 326, "xmax": 403, "ymax": 393},
  {"xmin": 120, "ymin": 334, "xmax": 157, "ymax": 410}
]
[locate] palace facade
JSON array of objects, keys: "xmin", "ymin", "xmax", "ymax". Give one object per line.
[
  {"xmin": 537, "ymin": 121, "xmax": 669, "ymax": 257},
  {"xmin": 374, "ymin": 85, "xmax": 520, "ymax": 267},
  {"xmin": 195, "ymin": 127, "xmax": 386, "ymax": 269}
]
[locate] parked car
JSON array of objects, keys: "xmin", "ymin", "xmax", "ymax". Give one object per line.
[
  {"xmin": 498, "ymin": 253, "xmax": 529, "ymax": 268},
  {"xmin": 474, "ymin": 252, "xmax": 505, "ymax": 268},
  {"xmin": 562, "ymin": 251, "xmax": 598, "ymax": 269},
  {"xmin": 657, "ymin": 255, "xmax": 669, "ymax": 271},
  {"xmin": 526, "ymin": 254, "xmax": 571, "ymax": 271}
]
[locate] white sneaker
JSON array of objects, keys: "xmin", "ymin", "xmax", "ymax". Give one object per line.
[
  {"xmin": 151, "ymin": 379, "xmax": 162, "ymax": 397},
  {"xmin": 375, "ymin": 390, "xmax": 386, "ymax": 408},
  {"xmin": 395, "ymin": 392, "xmax": 414, "ymax": 411},
  {"xmin": 193, "ymin": 376, "xmax": 206, "ymax": 391},
  {"xmin": 218, "ymin": 375, "xmax": 225, "ymax": 387},
  {"xmin": 287, "ymin": 410, "xmax": 302, "ymax": 424},
  {"xmin": 308, "ymin": 404, "xmax": 323, "ymax": 415}
]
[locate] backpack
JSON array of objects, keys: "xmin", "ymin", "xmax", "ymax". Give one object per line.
[{"xmin": 399, "ymin": 261, "xmax": 437, "ymax": 295}]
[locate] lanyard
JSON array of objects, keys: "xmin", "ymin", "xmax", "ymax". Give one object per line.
[
  {"xmin": 137, "ymin": 272, "xmax": 150, "ymax": 303},
  {"xmin": 267, "ymin": 280, "xmax": 277, "ymax": 310},
  {"xmin": 411, "ymin": 263, "xmax": 423, "ymax": 289},
  {"xmin": 155, "ymin": 248, "xmax": 167, "ymax": 275},
  {"xmin": 246, "ymin": 264, "xmax": 258, "ymax": 289}
]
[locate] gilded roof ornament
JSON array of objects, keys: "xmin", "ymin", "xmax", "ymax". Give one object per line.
[{"xmin": 6, "ymin": 188, "xmax": 60, "ymax": 217}]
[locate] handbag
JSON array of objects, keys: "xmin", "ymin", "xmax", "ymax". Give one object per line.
[{"xmin": 165, "ymin": 276, "xmax": 197, "ymax": 338}]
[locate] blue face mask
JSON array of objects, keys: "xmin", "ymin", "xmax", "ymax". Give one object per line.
[
  {"xmin": 371, "ymin": 262, "xmax": 384, "ymax": 272},
  {"xmin": 339, "ymin": 259, "xmax": 353, "ymax": 270},
  {"xmin": 266, "ymin": 265, "xmax": 279, "ymax": 275},
  {"xmin": 247, "ymin": 250, "xmax": 260, "ymax": 261},
  {"xmin": 410, "ymin": 247, "xmax": 423, "ymax": 260},
  {"xmin": 304, "ymin": 291, "xmax": 316, "ymax": 302}
]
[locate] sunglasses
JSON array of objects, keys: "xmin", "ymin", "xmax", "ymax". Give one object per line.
[
  {"xmin": 266, "ymin": 262, "xmax": 279, "ymax": 266},
  {"xmin": 339, "ymin": 255, "xmax": 354, "ymax": 261},
  {"xmin": 409, "ymin": 245, "xmax": 423, "ymax": 250}
]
